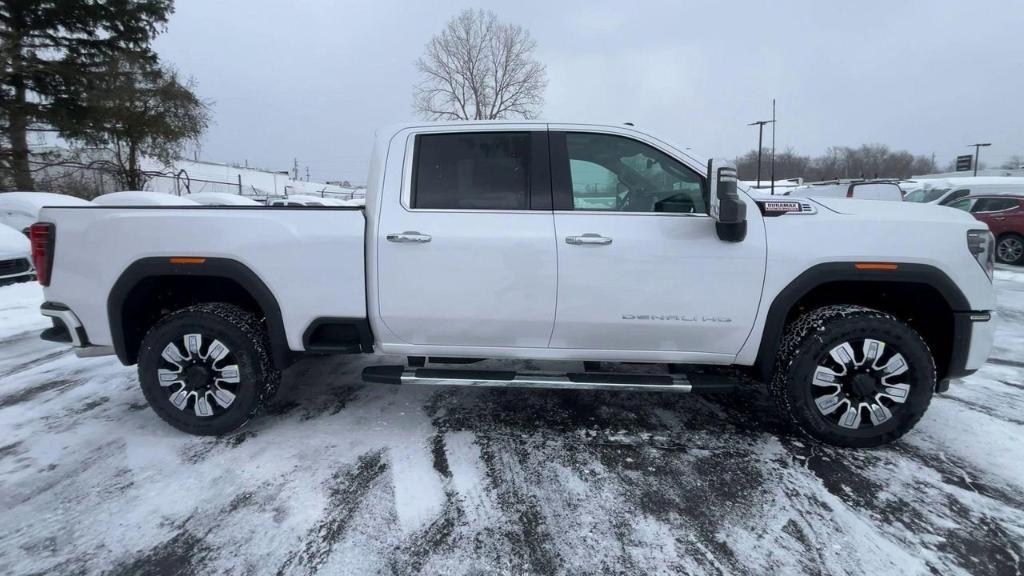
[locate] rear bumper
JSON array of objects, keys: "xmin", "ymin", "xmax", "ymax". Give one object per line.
[{"xmin": 39, "ymin": 302, "xmax": 115, "ymax": 358}]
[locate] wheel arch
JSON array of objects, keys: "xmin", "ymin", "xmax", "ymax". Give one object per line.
[
  {"xmin": 754, "ymin": 262, "xmax": 970, "ymax": 383},
  {"xmin": 108, "ymin": 257, "xmax": 292, "ymax": 369}
]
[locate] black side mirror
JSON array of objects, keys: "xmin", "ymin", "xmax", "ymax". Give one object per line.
[{"xmin": 707, "ymin": 159, "xmax": 747, "ymax": 242}]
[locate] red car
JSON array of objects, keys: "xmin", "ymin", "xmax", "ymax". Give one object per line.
[{"xmin": 948, "ymin": 194, "xmax": 1024, "ymax": 264}]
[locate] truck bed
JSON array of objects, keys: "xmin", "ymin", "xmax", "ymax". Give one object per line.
[{"xmin": 36, "ymin": 205, "xmax": 367, "ymax": 353}]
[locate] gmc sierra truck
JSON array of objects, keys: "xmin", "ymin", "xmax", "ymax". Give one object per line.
[{"xmin": 30, "ymin": 122, "xmax": 996, "ymax": 447}]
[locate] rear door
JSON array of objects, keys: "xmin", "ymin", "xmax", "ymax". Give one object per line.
[
  {"xmin": 547, "ymin": 129, "xmax": 766, "ymax": 359},
  {"xmin": 375, "ymin": 128, "xmax": 557, "ymax": 348}
]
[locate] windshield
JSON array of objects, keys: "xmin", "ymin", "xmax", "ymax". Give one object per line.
[{"xmin": 904, "ymin": 188, "xmax": 949, "ymax": 203}]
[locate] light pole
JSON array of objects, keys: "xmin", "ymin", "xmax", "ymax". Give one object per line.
[
  {"xmin": 749, "ymin": 119, "xmax": 775, "ymax": 187},
  {"xmin": 968, "ymin": 143, "xmax": 991, "ymax": 177}
]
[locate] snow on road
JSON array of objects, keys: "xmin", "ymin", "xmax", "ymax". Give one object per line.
[{"xmin": 1, "ymin": 271, "xmax": 1023, "ymax": 575}]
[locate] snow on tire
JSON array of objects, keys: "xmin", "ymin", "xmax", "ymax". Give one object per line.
[
  {"xmin": 769, "ymin": 305, "xmax": 936, "ymax": 448},
  {"xmin": 136, "ymin": 303, "xmax": 280, "ymax": 436}
]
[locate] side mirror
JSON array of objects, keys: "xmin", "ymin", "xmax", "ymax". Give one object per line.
[{"xmin": 707, "ymin": 159, "xmax": 747, "ymax": 242}]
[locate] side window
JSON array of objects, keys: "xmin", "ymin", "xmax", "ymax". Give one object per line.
[
  {"xmin": 413, "ymin": 132, "xmax": 530, "ymax": 210},
  {"xmin": 947, "ymin": 198, "xmax": 973, "ymax": 212},
  {"xmin": 563, "ymin": 132, "xmax": 705, "ymax": 214},
  {"xmin": 941, "ymin": 189, "xmax": 970, "ymax": 205},
  {"xmin": 973, "ymin": 198, "xmax": 1018, "ymax": 213}
]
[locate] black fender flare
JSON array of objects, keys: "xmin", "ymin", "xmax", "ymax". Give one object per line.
[
  {"xmin": 753, "ymin": 262, "xmax": 971, "ymax": 381},
  {"xmin": 107, "ymin": 257, "xmax": 292, "ymax": 368}
]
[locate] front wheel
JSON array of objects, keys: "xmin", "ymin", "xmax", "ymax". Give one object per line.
[
  {"xmin": 137, "ymin": 303, "xmax": 280, "ymax": 435},
  {"xmin": 769, "ymin": 305, "xmax": 936, "ymax": 447}
]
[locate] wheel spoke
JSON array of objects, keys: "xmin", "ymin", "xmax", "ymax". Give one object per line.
[
  {"xmin": 880, "ymin": 353, "xmax": 908, "ymax": 379},
  {"xmin": 862, "ymin": 339, "xmax": 886, "ymax": 368},
  {"xmin": 215, "ymin": 364, "xmax": 240, "ymax": 384},
  {"xmin": 184, "ymin": 334, "xmax": 202, "ymax": 359},
  {"xmin": 868, "ymin": 399, "xmax": 893, "ymax": 425},
  {"xmin": 815, "ymin": 393, "xmax": 845, "ymax": 415},
  {"xmin": 161, "ymin": 343, "xmax": 187, "ymax": 367},
  {"xmin": 879, "ymin": 383, "xmax": 910, "ymax": 403},
  {"xmin": 813, "ymin": 366, "xmax": 842, "ymax": 387},
  {"xmin": 157, "ymin": 368, "xmax": 182, "ymax": 387},
  {"xmin": 204, "ymin": 339, "xmax": 229, "ymax": 364},
  {"xmin": 829, "ymin": 342, "xmax": 857, "ymax": 369},
  {"xmin": 211, "ymin": 384, "xmax": 236, "ymax": 408},
  {"xmin": 194, "ymin": 393, "xmax": 213, "ymax": 417},
  {"xmin": 838, "ymin": 403, "xmax": 863, "ymax": 429},
  {"xmin": 169, "ymin": 388, "xmax": 191, "ymax": 411}
]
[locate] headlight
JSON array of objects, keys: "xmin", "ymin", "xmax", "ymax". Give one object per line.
[{"xmin": 967, "ymin": 229, "xmax": 995, "ymax": 281}]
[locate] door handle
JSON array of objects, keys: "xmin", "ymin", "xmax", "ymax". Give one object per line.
[
  {"xmin": 565, "ymin": 233, "xmax": 612, "ymax": 246},
  {"xmin": 386, "ymin": 231, "xmax": 432, "ymax": 243}
]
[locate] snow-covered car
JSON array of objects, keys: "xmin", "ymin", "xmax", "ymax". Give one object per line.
[
  {"xmin": 185, "ymin": 193, "xmax": 261, "ymax": 206},
  {"xmin": 31, "ymin": 122, "xmax": 996, "ymax": 447},
  {"xmin": 0, "ymin": 191, "xmax": 92, "ymax": 235},
  {"xmin": 905, "ymin": 177, "xmax": 1024, "ymax": 206},
  {"xmin": 788, "ymin": 181, "xmax": 904, "ymax": 201},
  {"xmin": 92, "ymin": 191, "xmax": 200, "ymax": 206},
  {"xmin": 0, "ymin": 222, "xmax": 34, "ymax": 284}
]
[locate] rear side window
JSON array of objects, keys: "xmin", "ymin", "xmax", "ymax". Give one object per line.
[
  {"xmin": 413, "ymin": 132, "xmax": 530, "ymax": 210},
  {"xmin": 972, "ymin": 198, "xmax": 1019, "ymax": 212},
  {"xmin": 941, "ymin": 189, "xmax": 970, "ymax": 205}
]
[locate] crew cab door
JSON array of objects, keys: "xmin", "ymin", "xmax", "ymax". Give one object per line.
[
  {"xmin": 548, "ymin": 129, "xmax": 766, "ymax": 359},
  {"xmin": 374, "ymin": 128, "xmax": 557, "ymax": 348}
]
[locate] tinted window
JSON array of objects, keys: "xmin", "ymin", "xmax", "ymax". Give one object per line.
[
  {"xmin": 947, "ymin": 198, "xmax": 973, "ymax": 212},
  {"xmin": 972, "ymin": 198, "xmax": 1019, "ymax": 212},
  {"xmin": 942, "ymin": 189, "xmax": 970, "ymax": 204},
  {"xmin": 413, "ymin": 132, "xmax": 530, "ymax": 210}
]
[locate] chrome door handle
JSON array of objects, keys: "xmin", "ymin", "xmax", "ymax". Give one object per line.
[
  {"xmin": 386, "ymin": 231, "xmax": 432, "ymax": 243},
  {"xmin": 565, "ymin": 233, "xmax": 612, "ymax": 245}
]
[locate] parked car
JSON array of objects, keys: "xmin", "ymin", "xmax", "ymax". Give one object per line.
[
  {"xmin": 905, "ymin": 177, "xmax": 1024, "ymax": 206},
  {"xmin": 92, "ymin": 191, "xmax": 200, "ymax": 206},
  {"xmin": 0, "ymin": 223, "xmax": 34, "ymax": 284},
  {"xmin": 947, "ymin": 194, "xmax": 1024, "ymax": 264},
  {"xmin": 31, "ymin": 121, "xmax": 995, "ymax": 447},
  {"xmin": 0, "ymin": 192, "xmax": 92, "ymax": 235},
  {"xmin": 186, "ymin": 193, "xmax": 261, "ymax": 206},
  {"xmin": 787, "ymin": 181, "xmax": 904, "ymax": 201}
]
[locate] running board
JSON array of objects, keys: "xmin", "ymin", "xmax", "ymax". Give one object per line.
[{"xmin": 361, "ymin": 366, "xmax": 746, "ymax": 393}]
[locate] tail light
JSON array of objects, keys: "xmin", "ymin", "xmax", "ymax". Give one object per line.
[{"xmin": 29, "ymin": 223, "xmax": 55, "ymax": 286}]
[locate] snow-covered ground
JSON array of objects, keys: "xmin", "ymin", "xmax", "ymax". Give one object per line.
[{"xmin": 1, "ymin": 271, "xmax": 1023, "ymax": 575}]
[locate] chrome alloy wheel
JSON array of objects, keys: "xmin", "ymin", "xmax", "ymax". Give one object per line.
[
  {"xmin": 811, "ymin": 338, "xmax": 910, "ymax": 429},
  {"xmin": 157, "ymin": 334, "xmax": 240, "ymax": 417}
]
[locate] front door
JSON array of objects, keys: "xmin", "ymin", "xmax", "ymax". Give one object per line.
[
  {"xmin": 548, "ymin": 130, "xmax": 766, "ymax": 358},
  {"xmin": 376, "ymin": 129, "xmax": 557, "ymax": 348}
]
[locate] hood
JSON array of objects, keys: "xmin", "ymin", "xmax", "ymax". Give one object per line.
[
  {"xmin": 0, "ymin": 223, "xmax": 30, "ymax": 260},
  {"xmin": 809, "ymin": 197, "xmax": 980, "ymax": 225}
]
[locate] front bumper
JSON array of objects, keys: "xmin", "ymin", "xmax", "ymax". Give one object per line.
[{"xmin": 940, "ymin": 311, "xmax": 994, "ymax": 390}]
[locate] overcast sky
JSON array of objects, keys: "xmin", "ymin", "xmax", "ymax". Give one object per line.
[{"xmin": 154, "ymin": 0, "xmax": 1024, "ymax": 183}]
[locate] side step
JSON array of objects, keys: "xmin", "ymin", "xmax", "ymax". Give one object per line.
[{"xmin": 361, "ymin": 366, "xmax": 746, "ymax": 393}]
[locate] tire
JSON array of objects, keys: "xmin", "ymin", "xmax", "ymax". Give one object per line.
[
  {"xmin": 996, "ymin": 234, "xmax": 1024, "ymax": 265},
  {"xmin": 137, "ymin": 303, "xmax": 280, "ymax": 435},
  {"xmin": 769, "ymin": 305, "xmax": 935, "ymax": 448}
]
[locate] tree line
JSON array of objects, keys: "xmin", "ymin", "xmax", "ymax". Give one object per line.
[
  {"xmin": 1, "ymin": 0, "xmax": 208, "ymax": 192},
  {"xmin": 734, "ymin": 145, "xmax": 941, "ymax": 182}
]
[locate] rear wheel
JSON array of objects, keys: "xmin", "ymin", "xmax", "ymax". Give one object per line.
[
  {"xmin": 137, "ymin": 303, "xmax": 279, "ymax": 435},
  {"xmin": 769, "ymin": 305, "xmax": 935, "ymax": 447},
  {"xmin": 996, "ymin": 234, "xmax": 1024, "ymax": 265}
]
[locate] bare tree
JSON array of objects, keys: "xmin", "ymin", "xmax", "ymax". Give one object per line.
[{"xmin": 414, "ymin": 9, "xmax": 546, "ymax": 120}]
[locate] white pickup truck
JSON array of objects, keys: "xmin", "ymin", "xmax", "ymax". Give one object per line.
[{"xmin": 31, "ymin": 122, "xmax": 996, "ymax": 447}]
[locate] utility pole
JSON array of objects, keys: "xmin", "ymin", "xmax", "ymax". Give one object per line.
[
  {"xmin": 292, "ymin": 158, "xmax": 299, "ymax": 180},
  {"xmin": 748, "ymin": 119, "xmax": 775, "ymax": 187},
  {"xmin": 968, "ymin": 143, "xmax": 991, "ymax": 176},
  {"xmin": 770, "ymin": 99, "xmax": 776, "ymax": 195},
  {"xmin": 305, "ymin": 166, "xmax": 310, "ymax": 181}
]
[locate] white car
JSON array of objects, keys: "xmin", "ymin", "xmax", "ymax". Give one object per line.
[
  {"xmin": 185, "ymin": 193, "xmax": 261, "ymax": 206},
  {"xmin": 265, "ymin": 194, "xmax": 348, "ymax": 207},
  {"xmin": 0, "ymin": 223, "xmax": 34, "ymax": 284},
  {"xmin": 0, "ymin": 191, "xmax": 92, "ymax": 235},
  {"xmin": 905, "ymin": 177, "xmax": 1024, "ymax": 206},
  {"xmin": 788, "ymin": 181, "xmax": 904, "ymax": 201},
  {"xmin": 92, "ymin": 191, "xmax": 200, "ymax": 206},
  {"xmin": 32, "ymin": 121, "xmax": 995, "ymax": 447}
]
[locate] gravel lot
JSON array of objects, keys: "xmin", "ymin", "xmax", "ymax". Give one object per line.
[{"xmin": 1, "ymin": 268, "xmax": 1023, "ymax": 575}]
